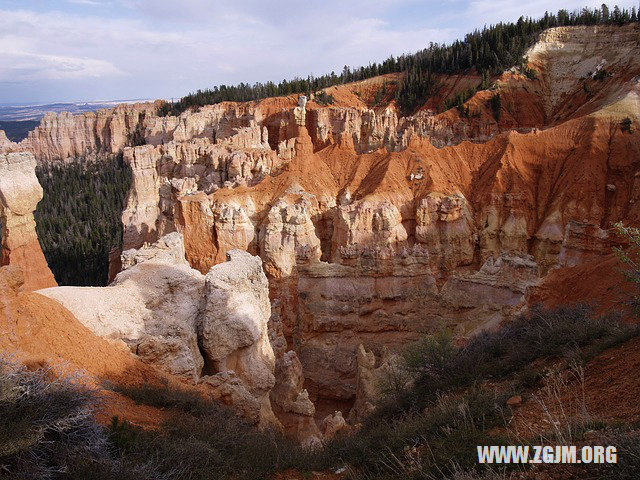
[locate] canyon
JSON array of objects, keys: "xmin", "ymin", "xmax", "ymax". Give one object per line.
[{"xmin": 1, "ymin": 23, "xmax": 639, "ymax": 443}]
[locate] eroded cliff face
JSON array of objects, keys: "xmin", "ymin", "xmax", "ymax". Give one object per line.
[
  {"xmin": 0, "ymin": 153, "xmax": 56, "ymax": 291},
  {"xmin": 9, "ymin": 24, "xmax": 640, "ymax": 427}
]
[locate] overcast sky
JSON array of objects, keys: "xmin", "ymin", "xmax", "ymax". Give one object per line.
[{"xmin": 0, "ymin": 0, "xmax": 637, "ymax": 104}]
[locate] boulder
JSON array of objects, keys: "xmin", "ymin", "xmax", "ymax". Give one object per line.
[{"xmin": 321, "ymin": 411, "xmax": 348, "ymax": 441}]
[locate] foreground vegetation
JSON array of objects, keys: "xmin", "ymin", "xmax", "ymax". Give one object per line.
[
  {"xmin": 35, "ymin": 156, "xmax": 131, "ymax": 286},
  {"xmin": 160, "ymin": 4, "xmax": 639, "ymax": 116},
  {"xmin": 320, "ymin": 305, "xmax": 639, "ymax": 479},
  {"xmin": 2, "ymin": 304, "xmax": 639, "ymax": 479}
]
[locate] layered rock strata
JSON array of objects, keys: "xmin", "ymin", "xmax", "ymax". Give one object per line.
[
  {"xmin": 0, "ymin": 153, "xmax": 56, "ymax": 291},
  {"xmin": 7, "ymin": 23, "xmax": 640, "ymax": 429}
]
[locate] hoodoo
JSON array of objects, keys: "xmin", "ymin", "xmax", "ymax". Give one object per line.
[{"xmin": 0, "ymin": 152, "xmax": 56, "ymax": 291}]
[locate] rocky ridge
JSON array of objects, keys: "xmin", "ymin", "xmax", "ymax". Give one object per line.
[{"xmin": 38, "ymin": 233, "xmax": 320, "ymax": 436}]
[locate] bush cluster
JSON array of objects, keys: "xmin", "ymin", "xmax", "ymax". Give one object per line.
[{"xmin": 2, "ymin": 303, "xmax": 639, "ymax": 479}]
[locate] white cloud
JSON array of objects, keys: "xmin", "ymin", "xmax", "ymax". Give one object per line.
[
  {"xmin": 0, "ymin": 50, "xmax": 122, "ymax": 81},
  {"xmin": 12, "ymin": 1, "xmax": 591, "ymax": 102},
  {"xmin": 67, "ymin": 0, "xmax": 104, "ymax": 5},
  {"xmin": 0, "ymin": 3, "xmax": 455, "ymax": 102}
]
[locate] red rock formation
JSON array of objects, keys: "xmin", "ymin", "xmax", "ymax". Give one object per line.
[{"xmin": 7, "ymin": 23, "xmax": 640, "ymax": 428}]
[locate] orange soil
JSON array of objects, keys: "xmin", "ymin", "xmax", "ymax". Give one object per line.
[
  {"xmin": 198, "ymin": 112, "xmax": 640, "ymax": 270},
  {"xmin": 0, "ymin": 265, "xmax": 192, "ymax": 429},
  {"xmin": 531, "ymin": 254, "xmax": 637, "ymax": 317},
  {"xmin": 511, "ymin": 337, "xmax": 640, "ymax": 438}
]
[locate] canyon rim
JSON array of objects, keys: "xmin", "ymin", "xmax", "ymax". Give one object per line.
[{"xmin": 1, "ymin": 4, "xmax": 640, "ymax": 479}]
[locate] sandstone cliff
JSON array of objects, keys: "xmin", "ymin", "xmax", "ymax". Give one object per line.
[{"xmin": 0, "ymin": 152, "xmax": 56, "ymax": 291}]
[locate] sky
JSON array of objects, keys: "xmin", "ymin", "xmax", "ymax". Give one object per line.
[{"xmin": 0, "ymin": 0, "xmax": 638, "ymax": 104}]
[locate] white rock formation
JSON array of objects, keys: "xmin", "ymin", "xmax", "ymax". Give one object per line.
[
  {"xmin": 259, "ymin": 195, "xmax": 322, "ymax": 277},
  {"xmin": 200, "ymin": 249, "xmax": 276, "ymax": 418},
  {"xmin": 0, "ymin": 152, "xmax": 57, "ymax": 291},
  {"xmin": 38, "ymin": 233, "xmax": 279, "ymax": 426}
]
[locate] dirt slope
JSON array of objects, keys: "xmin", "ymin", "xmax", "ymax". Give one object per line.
[{"xmin": 0, "ymin": 265, "xmax": 186, "ymax": 428}]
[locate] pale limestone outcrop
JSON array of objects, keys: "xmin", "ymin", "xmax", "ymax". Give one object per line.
[
  {"xmin": 259, "ymin": 194, "xmax": 322, "ymax": 278},
  {"xmin": 294, "ymin": 95, "xmax": 307, "ymax": 127},
  {"xmin": 120, "ymin": 137, "xmax": 278, "ymax": 253},
  {"xmin": 0, "ymin": 153, "xmax": 56, "ymax": 291},
  {"xmin": 271, "ymin": 351, "xmax": 315, "ymax": 417},
  {"xmin": 348, "ymin": 344, "xmax": 378, "ymax": 422},
  {"xmin": 270, "ymin": 349, "xmax": 321, "ymax": 445},
  {"xmin": 212, "ymin": 201, "xmax": 258, "ymax": 259},
  {"xmin": 478, "ymin": 194, "xmax": 529, "ymax": 262},
  {"xmin": 557, "ymin": 221, "xmax": 613, "ymax": 267},
  {"xmin": 532, "ymin": 210, "xmax": 565, "ymax": 271},
  {"xmin": 310, "ymin": 107, "xmax": 399, "ymax": 153},
  {"xmin": 200, "ymin": 250, "xmax": 275, "ymax": 397},
  {"xmin": 199, "ymin": 249, "xmax": 280, "ymax": 427},
  {"xmin": 307, "ymin": 103, "xmax": 497, "ymax": 153},
  {"xmin": 39, "ymin": 234, "xmax": 279, "ymax": 426},
  {"xmin": 39, "ymin": 233, "xmax": 205, "ymax": 381},
  {"xmin": 440, "ymin": 253, "xmax": 540, "ymax": 325},
  {"xmin": 527, "ymin": 24, "xmax": 640, "ymax": 119},
  {"xmin": 321, "ymin": 411, "xmax": 348, "ymax": 441},
  {"xmin": 122, "ymin": 145, "xmax": 163, "ymax": 249},
  {"xmin": 200, "ymin": 371, "xmax": 264, "ymax": 425},
  {"xmin": 331, "ymin": 200, "xmax": 408, "ymax": 263},
  {"xmin": 16, "ymin": 104, "xmax": 156, "ymax": 162},
  {"xmin": 348, "ymin": 344, "xmax": 405, "ymax": 423},
  {"xmin": 415, "ymin": 192, "xmax": 475, "ymax": 270},
  {"xmin": 295, "ymin": 255, "xmax": 436, "ymax": 402}
]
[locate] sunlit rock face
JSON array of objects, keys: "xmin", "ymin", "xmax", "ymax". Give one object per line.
[
  {"xmin": 38, "ymin": 235, "xmax": 279, "ymax": 427},
  {"xmin": 0, "ymin": 152, "xmax": 56, "ymax": 291}
]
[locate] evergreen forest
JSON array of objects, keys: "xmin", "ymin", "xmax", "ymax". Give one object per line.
[{"xmin": 34, "ymin": 156, "xmax": 132, "ymax": 286}]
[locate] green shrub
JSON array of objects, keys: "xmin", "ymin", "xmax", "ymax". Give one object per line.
[
  {"xmin": 613, "ymin": 222, "xmax": 640, "ymax": 311},
  {"xmin": 521, "ymin": 63, "xmax": 537, "ymax": 80},
  {"xmin": 317, "ymin": 388, "xmax": 513, "ymax": 479},
  {"xmin": 593, "ymin": 68, "xmax": 610, "ymax": 81},
  {"xmin": 379, "ymin": 305, "xmax": 638, "ymax": 417},
  {"xmin": 108, "ymin": 417, "xmax": 138, "ymax": 454},
  {"xmin": 107, "ymin": 380, "xmax": 304, "ymax": 480},
  {"xmin": 126, "ymin": 112, "xmax": 146, "ymax": 147},
  {"xmin": 110, "ymin": 380, "xmax": 210, "ymax": 415},
  {"xmin": 314, "ymin": 91, "xmax": 335, "ymax": 106},
  {"xmin": 316, "ymin": 304, "xmax": 639, "ymax": 479}
]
